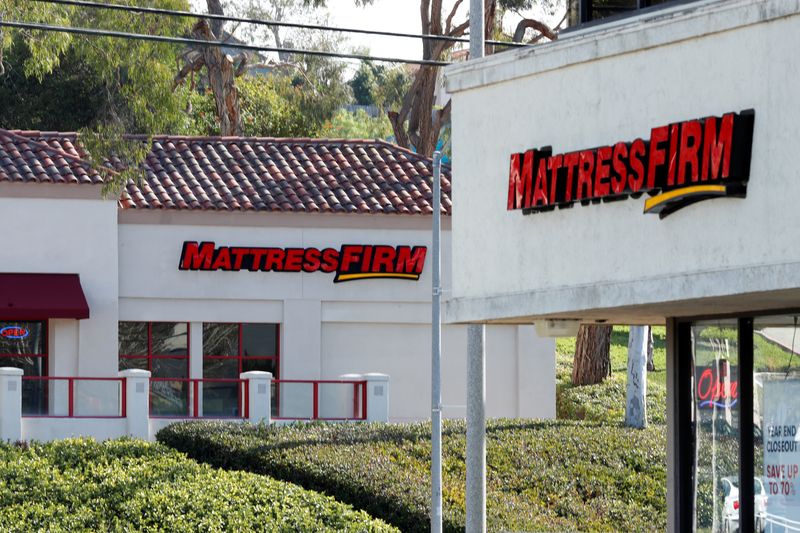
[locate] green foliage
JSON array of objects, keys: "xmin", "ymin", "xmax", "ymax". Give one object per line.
[
  {"xmin": 0, "ymin": 35, "xmax": 105, "ymax": 131},
  {"xmin": 320, "ymin": 109, "xmax": 392, "ymax": 140},
  {"xmin": 0, "ymin": 0, "xmax": 197, "ymax": 189},
  {"xmin": 348, "ymin": 61, "xmax": 410, "ymax": 111},
  {"xmin": 556, "ymin": 326, "xmax": 668, "ymax": 424},
  {"xmin": 158, "ymin": 419, "xmax": 667, "ymax": 532},
  {"xmin": 0, "ymin": 438, "xmax": 397, "ymax": 532},
  {"xmin": 186, "ymin": 74, "xmax": 349, "ymax": 138},
  {"xmin": 348, "ymin": 60, "xmax": 411, "ymax": 109}
]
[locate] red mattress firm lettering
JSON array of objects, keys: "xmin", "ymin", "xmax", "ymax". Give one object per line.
[
  {"xmin": 507, "ymin": 111, "xmax": 754, "ymax": 216},
  {"xmin": 179, "ymin": 242, "xmax": 427, "ymax": 283}
]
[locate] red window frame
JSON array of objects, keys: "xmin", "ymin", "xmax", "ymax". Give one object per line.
[
  {"xmin": 0, "ymin": 319, "xmax": 48, "ymax": 372},
  {"xmin": 202, "ymin": 323, "xmax": 280, "ymax": 378},
  {"xmin": 118, "ymin": 321, "xmax": 190, "ymax": 378}
]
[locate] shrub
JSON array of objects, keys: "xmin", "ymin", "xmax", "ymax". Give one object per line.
[
  {"xmin": 0, "ymin": 438, "xmax": 396, "ymax": 532},
  {"xmin": 158, "ymin": 419, "xmax": 667, "ymax": 532}
]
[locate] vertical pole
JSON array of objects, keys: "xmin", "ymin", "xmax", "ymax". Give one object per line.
[
  {"xmin": 193, "ymin": 380, "xmax": 199, "ymax": 418},
  {"xmin": 467, "ymin": 3, "xmax": 487, "ymax": 532},
  {"xmin": 431, "ymin": 151, "xmax": 443, "ymax": 533},
  {"xmin": 68, "ymin": 378, "xmax": 74, "ymax": 417},
  {"xmin": 467, "ymin": 325, "xmax": 486, "ymax": 533},
  {"xmin": 738, "ymin": 317, "xmax": 754, "ymax": 533},
  {"xmin": 312, "ymin": 381, "xmax": 319, "ymax": 420}
]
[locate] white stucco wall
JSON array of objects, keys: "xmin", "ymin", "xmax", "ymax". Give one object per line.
[
  {"xmin": 0, "ymin": 194, "xmax": 119, "ymax": 376},
  {"xmin": 118, "ymin": 216, "xmax": 556, "ymax": 421},
  {"xmin": 444, "ymin": 0, "xmax": 800, "ymax": 324}
]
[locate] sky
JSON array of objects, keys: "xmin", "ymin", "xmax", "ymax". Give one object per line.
[
  {"xmin": 192, "ymin": 0, "xmax": 565, "ymax": 64},
  {"xmin": 326, "ymin": 0, "xmax": 565, "ymax": 61}
]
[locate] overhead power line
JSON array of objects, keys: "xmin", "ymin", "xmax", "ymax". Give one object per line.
[
  {"xmin": 34, "ymin": 0, "xmax": 530, "ymax": 49},
  {"xmin": 0, "ymin": 20, "xmax": 452, "ymax": 66}
]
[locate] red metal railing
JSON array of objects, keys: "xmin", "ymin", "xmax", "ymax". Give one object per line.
[
  {"xmin": 272, "ymin": 379, "xmax": 367, "ymax": 421},
  {"xmin": 149, "ymin": 378, "xmax": 247, "ymax": 419},
  {"xmin": 21, "ymin": 376, "xmax": 126, "ymax": 418}
]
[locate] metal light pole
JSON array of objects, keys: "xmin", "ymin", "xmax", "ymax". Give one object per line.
[
  {"xmin": 466, "ymin": 1, "xmax": 487, "ymax": 532},
  {"xmin": 431, "ymin": 151, "xmax": 443, "ymax": 533}
]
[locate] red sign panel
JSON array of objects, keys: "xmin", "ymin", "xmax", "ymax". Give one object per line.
[
  {"xmin": 508, "ymin": 111, "xmax": 755, "ymax": 218},
  {"xmin": 0, "ymin": 326, "xmax": 29, "ymax": 339},
  {"xmin": 179, "ymin": 242, "xmax": 427, "ymax": 283}
]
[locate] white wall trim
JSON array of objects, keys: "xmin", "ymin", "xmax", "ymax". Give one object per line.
[
  {"xmin": 119, "ymin": 209, "xmax": 451, "ymax": 231},
  {"xmin": 444, "ymin": 261, "xmax": 800, "ymax": 325}
]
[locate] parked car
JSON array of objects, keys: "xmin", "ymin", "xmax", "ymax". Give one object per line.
[{"xmin": 721, "ymin": 476, "xmax": 768, "ymax": 533}]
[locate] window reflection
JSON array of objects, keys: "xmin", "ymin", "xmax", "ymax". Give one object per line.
[{"xmin": 693, "ymin": 320, "xmax": 740, "ymax": 533}]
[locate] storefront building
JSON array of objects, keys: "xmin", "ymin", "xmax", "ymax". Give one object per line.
[
  {"xmin": 444, "ymin": 0, "xmax": 800, "ymax": 531},
  {"xmin": 0, "ymin": 129, "xmax": 555, "ymax": 441}
]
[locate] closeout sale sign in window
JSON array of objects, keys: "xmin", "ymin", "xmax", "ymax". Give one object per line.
[{"xmin": 763, "ymin": 381, "xmax": 800, "ymax": 529}]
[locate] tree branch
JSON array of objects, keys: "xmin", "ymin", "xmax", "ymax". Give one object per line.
[
  {"xmin": 512, "ymin": 18, "xmax": 558, "ymax": 43},
  {"xmin": 444, "ymin": 0, "xmax": 464, "ymax": 34}
]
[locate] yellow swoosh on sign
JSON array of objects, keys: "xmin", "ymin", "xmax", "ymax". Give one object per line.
[
  {"xmin": 643, "ymin": 184, "xmax": 727, "ymax": 213},
  {"xmin": 336, "ymin": 273, "xmax": 420, "ymax": 282}
]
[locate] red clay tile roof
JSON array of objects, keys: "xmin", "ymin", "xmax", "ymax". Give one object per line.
[
  {"xmin": 0, "ymin": 130, "xmax": 104, "ymax": 185},
  {"xmin": 0, "ymin": 130, "xmax": 452, "ymax": 216}
]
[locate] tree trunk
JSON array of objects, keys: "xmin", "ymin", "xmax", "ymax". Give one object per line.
[
  {"xmin": 191, "ymin": 20, "xmax": 243, "ymax": 137},
  {"xmin": 646, "ymin": 326, "xmax": 656, "ymax": 371},
  {"xmin": 625, "ymin": 325, "xmax": 648, "ymax": 428},
  {"xmin": 572, "ymin": 324, "xmax": 612, "ymax": 386}
]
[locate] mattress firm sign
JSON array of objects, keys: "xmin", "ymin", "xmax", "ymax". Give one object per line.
[
  {"xmin": 507, "ymin": 111, "xmax": 755, "ymax": 218},
  {"xmin": 179, "ymin": 241, "xmax": 427, "ymax": 283}
]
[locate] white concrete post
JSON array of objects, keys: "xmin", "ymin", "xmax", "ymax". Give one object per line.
[
  {"xmin": 362, "ymin": 373, "xmax": 390, "ymax": 422},
  {"xmin": 0, "ymin": 367, "xmax": 23, "ymax": 442},
  {"xmin": 119, "ymin": 369, "xmax": 150, "ymax": 439},
  {"xmin": 189, "ymin": 322, "xmax": 203, "ymax": 416},
  {"xmin": 241, "ymin": 371, "xmax": 272, "ymax": 424}
]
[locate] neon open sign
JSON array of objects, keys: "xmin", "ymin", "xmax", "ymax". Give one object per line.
[
  {"xmin": 696, "ymin": 366, "xmax": 739, "ymax": 409},
  {"xmin": 0, "ymin": 326, "xmax": 29, "ymax": 339}
]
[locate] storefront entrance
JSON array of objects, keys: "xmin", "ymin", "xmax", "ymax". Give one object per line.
[
  {"xmin": 674, "ymin": 313, "xmax": 800, "ymax": 532},
  {"xmin": 0, "ymin": 320, "xmax": 47, "ymax": 415}
]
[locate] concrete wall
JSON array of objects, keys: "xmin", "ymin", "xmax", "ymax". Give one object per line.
[
  {"xmin": 0, "ymin": 195, "xmax": 119, "ymax": 375},
  {"xmin": 118, "ymin": 217, "xmax": 556, "ymax": 421},
  {"xmin": 444, "ymin": 0, "xmax": 800, "ymax": 324}
]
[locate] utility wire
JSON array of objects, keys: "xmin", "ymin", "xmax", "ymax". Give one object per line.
[
  {"xmin": 34, "ymin": 0, "xmax": 530, "ymax": 48},
  {"xmin": 0, "ymin": 20, "xmax": 452, "ymax": 66}
]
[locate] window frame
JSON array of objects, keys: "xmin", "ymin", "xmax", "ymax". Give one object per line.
[
  {"xmin": 0, "ymin": 319, "xmax": 48, "ymax": 360},
  {"xmin": 573, "ymin": 0, "xmax": 701, "ymax": 28},
  {"xmin": 118, "ymin": 321, "xmax": 190, "ymax": 378},
  {"xmin": 0, "ymin": 318, "xmax": 49, "ymax": 395},
  {"xmin": 202, "ymin": 322, "xmax": 280, "ymax": 379},
  {"xmin": 672, "ymin": 309, "xmax": 800, "ymax": 533}
]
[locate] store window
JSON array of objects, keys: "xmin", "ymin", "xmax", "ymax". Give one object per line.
[
  {"xmin": 0, "ymin": 321, "xmax": 47, "ymax": 415},
  {"xmin": 202, "ymin": 323, "xmax": 279, "ymax": 416},
  {"xmin": 118, "ymin": 322, "xmax": 189, "ymax": 416},
  {"xmin": 682, "ymin": 313, "xmax": 800, "ymax": 532},
  {"xmin": 577, "ymin": 0, "xmax": 683, "ymax": 24},
  {"xmin": 754, "ymin": 315, "xmax": 800, "ymax": 532},
  {"xmin": 691, "ymin": 320, "xmax": 740, "ymax": 532}
]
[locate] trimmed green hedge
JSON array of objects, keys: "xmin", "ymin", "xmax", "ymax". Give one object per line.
[
  {"xmin": 0, "ymin": 438, "xmax": 397, "ymax": 532},
  {"xmin": 158, "ymin": 419, "xmax": 667, "ymax": 532}
]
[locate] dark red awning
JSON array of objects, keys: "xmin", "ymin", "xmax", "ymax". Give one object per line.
[{"xmin": 0, "ymin": 273, "xmax": 90, "ymax": 320}]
